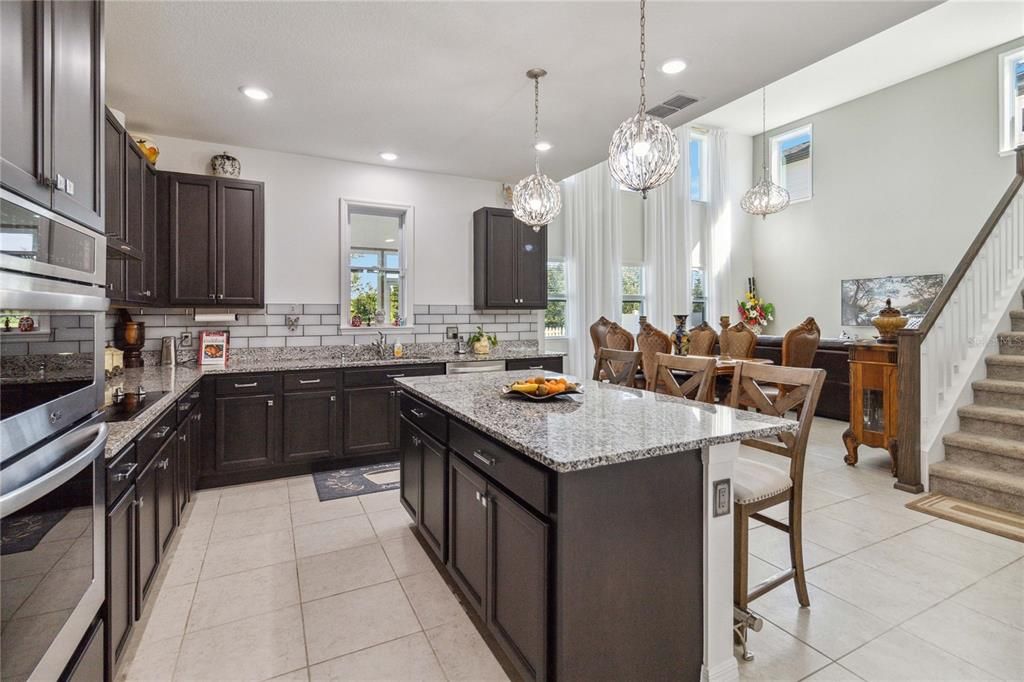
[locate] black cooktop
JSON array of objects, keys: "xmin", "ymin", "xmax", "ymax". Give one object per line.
[{"xmin": 103, "ymin": 391, "xmax": 170, "ymax": 422}]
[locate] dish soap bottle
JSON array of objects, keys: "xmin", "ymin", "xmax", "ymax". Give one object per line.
[{"xmin": 393, "ymin": 342, "xmax": 404, "ymax": 358}]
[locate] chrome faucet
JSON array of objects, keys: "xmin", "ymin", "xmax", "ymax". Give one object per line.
[{"xmin": 373, "ymin": 330, "xmax": 391, "ymax": 359}]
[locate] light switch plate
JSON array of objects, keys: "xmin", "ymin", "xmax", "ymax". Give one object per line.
[
  {"xmin": 713, "ymin": 479, "xmax": 731, "ymax": 517},
  {"xmin": 446, "ymin": 326, "xmax": 459, "ymax": 340}
]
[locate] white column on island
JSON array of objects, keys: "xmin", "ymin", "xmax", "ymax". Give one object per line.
[{"xmin": 701, "ymin": 441, "xmax": 740, "ymax": 682}]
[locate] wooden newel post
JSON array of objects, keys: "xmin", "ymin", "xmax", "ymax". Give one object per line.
[{"xmin": 894, "ymin": 330, "xmax": 924, "ymax": 493}]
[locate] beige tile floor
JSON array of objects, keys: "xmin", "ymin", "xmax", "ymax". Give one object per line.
[{"xmin": 115, "ymin": 417, "xmax": 1023, "ymax": 681}]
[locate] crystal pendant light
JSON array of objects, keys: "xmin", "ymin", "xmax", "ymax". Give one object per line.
[
  {"xmin": 512, "ymin": 69, "xmax": 561, "ymax": 231},
  {"xmin": 608, "ymin": 0, "xmax": 679, "ymax": 198},
  {"xmin": 741, "ymin": 88, "xmax": 790, "ymax": 219}
]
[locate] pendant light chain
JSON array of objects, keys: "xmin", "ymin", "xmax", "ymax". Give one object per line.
[
  {"xmin": 638, "ymin": 0, "xmax": 647, "ymax": 116},
  {"xmin": 761, "ymin": 89, "xmax": 769, "ymax": 171},
  {"xmin": 534, "ymin": 75, "xmax": 541, "ymax": 173},
  {"xmin": 512, "ymin": 68, "xmax": 562, "ymax": 229}
]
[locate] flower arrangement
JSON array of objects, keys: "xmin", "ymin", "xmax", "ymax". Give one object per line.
[{"xmin": 738, "ymin": 291, "xmax": 775, "ymax": 330}]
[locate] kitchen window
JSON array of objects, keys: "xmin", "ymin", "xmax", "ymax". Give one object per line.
[
  {"xmin": 340, "ymin": 200, "xmax": 414, "ymax": 328},
  {"xmin": 622, "ymin": 264, "xmax": 645, "ymax": 330},
  {"xmin": 770, "ymin": 124, "xmax": 812, "ymax": 202},
  {"xmin": 1000, "ymin": 47, "xmax": 1024, "ymax": 154},
  {"xmin": 690, "ymin": 268, "xmax": 706, "ymax": 327},
  {"xmin": 689, "ymin": 131, "xmax": 708, "ymax": 202},
  {"xmin": 545, "ymin": 260, "xmax": 567, "ymax": 338}
]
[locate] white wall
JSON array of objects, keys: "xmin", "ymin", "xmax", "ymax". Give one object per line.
[
  {"xmin": 134, "ymin": 133, "xmax": 503, "ymax": 305},
  {"xmin": 750, "ymin": 38, "xmax": 1022, "ymax": 337}
]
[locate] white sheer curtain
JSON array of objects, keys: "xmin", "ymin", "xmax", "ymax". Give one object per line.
[
  {"xmin": 560, "ymin": 162, "xmax": 622, "ymax": 378},
  {"xmin": 705, "ymin": 128, "xmax": 734, "ymax": 324},
  {"xmin": 643, "ymin": 125, "xmax": 693, "ymax": 332}
]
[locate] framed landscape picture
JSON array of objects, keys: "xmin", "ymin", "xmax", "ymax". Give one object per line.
[{"xmin": 841, "ymin": 274, "xmax": 944, "ymax": 326}]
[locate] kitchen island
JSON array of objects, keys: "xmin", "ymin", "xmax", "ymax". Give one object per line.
[{"xmin": 395, "ymin": 371, "xmax": 796, "ymax": 682}]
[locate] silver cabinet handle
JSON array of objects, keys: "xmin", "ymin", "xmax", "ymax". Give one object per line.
[
  {"xmin": 386, "ymin": 373, "xmax": 405, "ymax": 379},
  {"xmin": 410, "ymin": 409, "xmax": 426, "ymax": 419},
  {"xmin": 137, "ymin": 496, "xmax": 144, "ymax": 509},
  {"xmin": 190, "ymin": 392, "xmax": 200, "ymax": 400},
  {"xmin": 119, "ymin": 245, "xmax": 131, "ymax": 252},
  {"xmin": 217, "ymin": 294, "xmax": 224, "ymax": 299},
  {"xmin": 179, "ymin": 402, "xmax": 190, "ymax": 411},
  {"xmin": 159, "ymin": 459, "xmax": 170, "ymax": 470},
  {"xmin": 234, "ymin": 382, "xmax": 258, "ymax": 388},
  {"xmin": 411, "ymin": 434, "xmax": 421, "ymax": 447},
  {"xmin": 151, "ymin": 426, "xmax": 171, "ymax": 439},
  {"xmin": 481, "ymin": 495, "xmax": 488, "ymax": 508},
  {"xmin": 208, "ymin": 293, "xmax": 215, "ymax": 299},
  {"xmin": 528, "ymin": 365, "xmax": 544, "ymax": 370},
  {"xmin": 142, "ymin": 290, "xmax": 152, "ymax": 297},
  {"xmin": 298, "ymin": 378, "xmax": 321, "ymax": 384},
  {"xmin": 267, "ymin": 399, "xmax": 274, "ymax": 407},
  {"xmin": 113, "ymin": 462, "xmax": 138, "ymax": 481},
  {"xmin": 472, "ymin": 450, "xmax": 495, "ymax": 466},
  {"xmin": 330, "ymin": 394, "xmax": 336, "ymax": 402},
  {"xmin": 179, "ymin": 434, "xmax": 187, "ymax": 442},
  {"xmin": 474, "ymin": 490, "xmax": 481, "ymax": 501}
]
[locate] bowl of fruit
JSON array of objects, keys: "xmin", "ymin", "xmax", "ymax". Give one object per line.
[{"xmin": 502, "ymin": 376, "xmax": 582, "ymax": 401}]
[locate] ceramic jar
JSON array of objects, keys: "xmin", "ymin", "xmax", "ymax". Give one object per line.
[
  {"xmin": 672, "ymin": 314, "xmax": 690, "ymax": 355},
  {"xmin": 871, "ymin": 298, "xmax": 908, "ymax": 343},
  {"xmin": 210, "ymin": 151, "xmax": 241, "ymax": 177}
]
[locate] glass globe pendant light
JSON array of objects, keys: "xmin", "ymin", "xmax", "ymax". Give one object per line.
[
  {"xmin": 608, "ymin": 0, "xmax": 679, "ymax": 198},
  {"xmin": 741, "ymin": 88, "xmax": 790, "ymax": 219},
  {"xmin": 512, "ymin": 69, "xmax": 562, "ymax": 231}
]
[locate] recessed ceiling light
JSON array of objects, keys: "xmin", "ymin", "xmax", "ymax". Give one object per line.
[
  {"xmin": 534, "ymin": 141, "xmax": 552, "ymax": 152},
  {"xmin": 660, "ymin": 59, "xmax": 687, "ymax": 75},
  {"xmin": 239, "ymin": 86, "xmax": 272, "ymax": 100},
  {"xmin": 379, "ymin": 152, "xmax": 398, "ymax": 161}
]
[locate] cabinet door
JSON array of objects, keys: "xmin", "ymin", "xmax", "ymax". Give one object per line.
[
  {"xmin": 103, "ymin": 110, "xmax": 125, "ymax": 299},
  {"xmin": 399, "ymin": 419, "xmax": 422, "ymax": 522},
  {"xmin": 487, "ymin": 485, "xmax": 549, "ymax": 682},
  {"xmin": 155, "ymin": 439, "xmax": 177, "ymax": 552},
  {"xmin": 106, "ymin": 485, "xmax": 135, "ymax": 674},
  {"xmin": 0, "ymin": 0, "xmax": 50, "ymax": 206},
  {"xmin": 176, "ymin": 420, "xmax": 191, "ymax": 518},
  {"xmin": 485, "ymin": 211, "xmax": 518, "ymax": 308},
  {"xmin": 515, "ymin": 223, "xmax": 547, "ymax": 308},
  {"xmin": 189, "ymin": 406, "xmax": 203, "ymax": 492},
  {"xmin": 215, "ymin": 393, "xmax": 278, "ymax": 471},
  {"xmin": 50, "ymin": 0, "xmax": 103, "ymax": 232},
  {"xmin": 216, "ymin": 179, "xmax": 264, "ymax": 306},
  {"xmin": 420, "ymin": 432, "xmax": 447, "ymax": 561},
  {"xmin": 143, "ymin": 166, "xmax": 158, "ymax": 304},
  {"xmin": 123, "ymin": 139, "xmax": 147, "ymax": 302},
  {"xmin": 135, "ymin": 456, "xmax": 160, "ymax": 614},
  {"xmin": 282, "ymin": 389, "xmax": 337, "ymax": 462},
  {"xmin": 167, "ymin": 173, "xmax": 217, "ymax": 305},
  {"xmin": 343, "ymin": 386, "xmax": 398, "ymax": 455},
  {"xmin": 448, "ymin": 456, "xmax": 488, "ymax": 616}
]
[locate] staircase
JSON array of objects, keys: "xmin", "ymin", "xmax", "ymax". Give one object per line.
[{"xmin": 930, "ymin": 295, "xmax": 1024, "ymax": 514}]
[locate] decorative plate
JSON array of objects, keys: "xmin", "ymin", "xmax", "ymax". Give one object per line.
[{"xmin": 501, "ymin": 385, "xmax": 583, "ymax": 401}]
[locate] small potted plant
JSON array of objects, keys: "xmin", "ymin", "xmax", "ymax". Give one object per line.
[{"xmin": 468, "ymin": 325, "xmax": 498, "ymax": 355}]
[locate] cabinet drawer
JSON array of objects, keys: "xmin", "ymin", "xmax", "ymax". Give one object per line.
[
  {"xmin": 215, "ymin": 374, "xmax": 278, "ymax": 395},
  {"xmin": 136, "ymin": 407, "xmax": 176, "ymax": 469},
  {"xmin": 176, "ymin": 383, "xmax": 202, "ymax": 423},
  {"xmin": 400, "ymin": 393, "xmax": 447, "ymax": 443},
  {"xmin": 344, "ymin": 363, "xmax": 444, "ymax": 387},
  {"xmin": 106, "ymin": 444, "xmax": 137, "ymax": 506},
  {"xmin": 505, "ymin": 356, "xmax": 564, "ymax": 373},
  {"xmin": 449, "ymin": 421, "xmax": 549, "ymax": 515},
  {"xmin": 283, "ymin": 370, "xmax": 338, "ymax": 392}
]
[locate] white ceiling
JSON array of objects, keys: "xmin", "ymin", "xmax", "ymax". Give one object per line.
[
  {"xmin": 105, "ymin": 1, "xmax": 936, "ymax": 183},
  {"xmin": 696, "ymin": 0, "xmax": 1024, "ymax": 135}
]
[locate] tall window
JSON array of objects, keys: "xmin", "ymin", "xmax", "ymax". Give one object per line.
[
  {"xmin": 341, "ymin": 203, "xmax": 411, "ymax": 327},
  {"xmin": 689, "ymin": 131, "xmax": 708, "ymax": 202},
  {"xmin": 621, "ymin": 264, "xmax": 645, "ymax": 329},
  {"xmin": 770, "ymin": 124, "xmax": 812, "ymax": 202},
  {"xmin": 690, "ymin": 269, "xmax": 706, "ymax": 327},
  {"xmin": 1000, "ymin": 47, "xmax": 1024, "ymax": 153},
  {"xmin": 545, "ymin": 260, "xmax": 567, "ymax": 337}
]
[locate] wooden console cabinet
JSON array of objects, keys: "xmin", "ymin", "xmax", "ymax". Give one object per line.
[{"xmin": 843, "ymin": 341, "xmax": 898, "ymax": 474}]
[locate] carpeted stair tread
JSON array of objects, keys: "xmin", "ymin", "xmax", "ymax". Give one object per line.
[
  {"xmin": 972, "ymin": 378, "xmax": 1024, "ymax": 394},
  {"xmin": 985, "ymin": 354, "xmax": 1024, "ymax": 366},
  {"xmin": 930, "ymin": 461, "xmax": 1024, "ymax": 497},
  {"xmin": 958, "ymin": 403, "xmax": 1024, "ymax": 425},
  {"xmin": 943, "ymin": 431, "xmax": 1024, "ymax": 462}
]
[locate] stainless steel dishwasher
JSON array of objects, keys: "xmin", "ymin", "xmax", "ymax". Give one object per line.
[{"xmin": 445, "ymin": 360, "xmax": 506, "ymax": 374}]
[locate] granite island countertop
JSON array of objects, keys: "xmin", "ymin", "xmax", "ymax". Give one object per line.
[
  {"xmin": 103, "ymin": 347, "xmax": 564, "ymax": 457},
  {"xmin": 395, "ymin": 371, "xmax": 798, "ymax": 473}
]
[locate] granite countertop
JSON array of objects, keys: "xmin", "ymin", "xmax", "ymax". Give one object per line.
[
  {"xmin": 102, "ymin": 347, "xmax": 563, "ymax": 458},
  {"xmin": 395, "ymin": 371, "xmax": 797, "ymax": 473}
]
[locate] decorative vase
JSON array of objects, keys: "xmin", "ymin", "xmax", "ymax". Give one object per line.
[
  {"xmin": 743, "ymin": 321, "xmax": 764, "ymax": 335},
  {"xmin": 871, "ymin": 298, "xmax": 908, "ymax": 343},
  {"xmin": 374, "ymin": 309, "xmax": 387, "ymax": 326},
  {"xmin": 719, "ymin": 314, "xmax": 731, "ymax": 331},
  {"xmin": 18, "ymin": 316, "xmax": 35, "ymax": 332},
  {"xmin": 672, "ymin": 314, "xmax": 690, "ymax": 355},
  {"xmin": 134, "ymin": 137, "xmax": 160, "ymax": 164},
  {"xmin": 472, "ymin": 339, "xmax": 491, "ymax": 355},
  {"xmin": 210, "ymin": 151, "xmax": 241, "ymax": 177}
]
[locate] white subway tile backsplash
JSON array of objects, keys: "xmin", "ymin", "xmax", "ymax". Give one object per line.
[
  {"xmin": 303, "ymin": 304, "xmax": 339, "ymax": 314},
  {"xmin": 51, "ymin": 315, "xmax": 80, "ymax": 329},
  {"xmin": 1, "ymin": 342, "xmax": 29, "ymax": 355},
  {"xmin": 267, "ymin": 304, "xmax": 301, "ymax": 314},
  {"xmin": 320, "ymin": 315, "xmax": 341, "ymax": 325},
  {"xmin": 470, "ymin": 314, "xmax": 494, "ymax": 323},
  {"xmin": 224, "ymin": 326, "xmax": 269, "ymax": 338},
  {"xmin": 231, "ymin": 338, "xmax": 250, "ymax": 349},
  {"xmin": 248, "ymin": 337, "xmax": 286, "ymax": 348},
  {"xmin": 482, "ymin": 324, "xmax": 505, "ymax": 332},
  {"xmin": 495, "ymin": 315, "xmax": 520, "ymax": 323},
  {"xmin": 413, "ymin": 334, "xmax": 444, "ymax": 343},
  {"xmin": 303, "ymin": 325, "xmax": 337, "ymax": 335},
  {"xmin": 54, "ymin": 327, "xmax": 95, "ymax": 341},
  {"xmin": 507, "ymin": 323, "xmax": 531, "ymax": 332},
  {"xmin": 415, "ymin": 314, "xmax": 443, "ymax": 324},
  {"xmin": 267, "ymin": 326, "xmax": 302, "ymax": 336},
  {"xmin": 29, "ymin": 341, "xmax": 80, "ymax": 354},
  {"xmin": 286, "ymin": 336, "xmax": 321, "ymax": 347},
  {"xmin": 456, "ymin": 305, "xmax": 475, "ymax": 314},
  {"xmin": 428, "ymin": 305, "xmax": 456, "ymax": 314},
  {"xmin": 413, "ymin": 305, "xmax": 430, "ymax": 314},
  {"xmin": 442, "ymin": 314, "xmax": 469, "ymax": 324}
]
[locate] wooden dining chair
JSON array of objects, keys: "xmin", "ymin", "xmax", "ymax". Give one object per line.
[
  {"xmin": 604, "ymin": 322, "xmax": 635, "ymax": 351},
  {"xmin": 740, "ymin": 317, "xmax": 821, "ymax": 411},
  {"xmin": 589, "ymin": 316, "xmax": 612, "ymax": 364},
  {"xmin": 637, "ymin": 323, "xmax": 672, "ymax": 390},
  {"xmin": 719, "ymin": 322, "xmax": 757, "ymax": 359},
  {"xmin": 592, "ymin": 348, "xmax": 642, "ymax": 386},
  {"xmin": 727, "ymin": 362, "xmax": 825, "ymax": 660},
  {"xmin": 651, "ymin": 353, "xmax": 717, "ymax": 403},
  {"xmin": 687, "ymin": 321, "xmax": 718, "ymax": 356}
]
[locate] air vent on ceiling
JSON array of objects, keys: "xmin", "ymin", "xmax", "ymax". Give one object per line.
[{"xmin": 645, "ymin": 92, "xmax": 699, "ymax": 119}]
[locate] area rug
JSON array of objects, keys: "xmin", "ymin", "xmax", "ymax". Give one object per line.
[
  {"xmin": 313, "ymin": 462, "xmax": 400, "ymax": 501},
  {"xmin": 907, "ymin": 493, "xmax": 1024, "ymax": 543},
  {"xmin": 1, "ymin": 508, "xmax": 69, "ymax": 555}
]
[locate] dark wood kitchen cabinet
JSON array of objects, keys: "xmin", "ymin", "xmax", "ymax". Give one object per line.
[
  {"xmin": 163, "ymin": 171, "xmax": 264, "ymax": 307},
  {"xmin": 343, "ymin": 386, "xmax": 399, "ymax": 456},
  {"xmin": 189, "ymin": 404, "xmax": 204, "ymax": 492},
  {"xmin": 106, "ymin": 483, "xmax": 135, "ymax": 675},
  {"xmin": 282, "ymin": 389, "xmax": 338, "ymax": 462},
  {"xmin": 215, "ymin": 390, "xmax": 279, "ymax": 471},
  {"xmin": 1, "ymin": 0, "xmax": 104, "ymax": 232},
  {"xmin": 176, "ymin": 417, "xmax": 191, "ymax": 519},
  {"xmin": 135, "ymin": 454, "xmax": 160, "ymax": 615},
  {"xmin": 419, "ymin": 430, "xmax": 447, "ymax": 559},
  {"xmin": 399, "ymin": 420, "xmax": 422, "ymax": 521},
  {"xmin": 104, "ymin": 110, "xmax": 126, "ymax": 298},
  {"xmin": 473, "ymin": 207, "xmax": 547, "ymax": 310},
  {"xmin": 448, "ymin": 456, "xmax": 489, "ymax": 615},
  {"xmin": 155, "ymin": 442, "xmax": 177, "ymax": 553}
]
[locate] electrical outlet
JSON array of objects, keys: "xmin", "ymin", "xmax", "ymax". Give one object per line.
[
  {"xmin": 446, "ymin": 326, "xmax": 459, "ymax": 340},
  {"xmin": 180, "ymin": 331, "xmax": 193, "ymax": 347},
  {"xmin": 713, "ymin": 479, "xmax": 731, "ymax": 517}
]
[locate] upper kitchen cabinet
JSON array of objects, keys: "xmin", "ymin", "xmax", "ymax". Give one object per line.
[
  {"xmin": 162, "ymin": 171, "xmax": 264, "ymax": 307},
  {"xmin": 1, "ymin": 0, "xmax": 104, "ymax": 232},
  {"xmin": 473, "ymin": 207, "xmax": 547, "ymax": 310}
]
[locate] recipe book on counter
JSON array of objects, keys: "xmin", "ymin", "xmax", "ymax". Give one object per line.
[{"xmin": 198, "ymin": 330, "xmax": 228, "ymax": 367}]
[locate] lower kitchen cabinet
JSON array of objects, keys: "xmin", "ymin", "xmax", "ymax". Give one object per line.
[
  {"xmin": 189, "ymin": 405, "xmax": 203, "ymax": 491},
  {"xmin": 135, "ymin": 455, "xmax": 160, "ymax": 615},
  {"xmin": 448, "ymin": 456, "xmax": 488, "ymax": 616},
  {"xmin": 156, "ymin": 442, "xmax": 177, "ymax": 552},
  {"xmin": 399, "ymin": 419, "xmax": 421, "ymax": 522},
  {"xmin": 282, "ymin": 389, "xmax": 338, "ymax": 462},
  {"xmin": 214, "ymin": 392, "xmax": 278, "ymax": 471},
  {"xmin": 175, "ymin": 418, "xmax": 191, "ymax": 519},
  {"xmin": 399, "ymin": 419, "xmax": 447, "ymax": 561},
  {"xmin": 343, "ymin": 386, "xmax": 398, "ymax": 455},
  {"xmin": 105, "ymin": 484, "xmax": 135, "ymax": 674}
]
